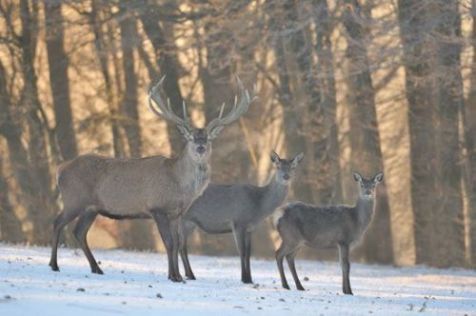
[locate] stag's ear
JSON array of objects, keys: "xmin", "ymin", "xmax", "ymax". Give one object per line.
[
  {"xmin": 271, "ymin": 151, "xmax": 280, "ymax": 164},
  {"xmin": 291, "ymin": 152, "xmax": 304, "ymax": 167},
  {"xmin": 353, "ymin": 172, "xmax": 363, "ymax": 182},
  {"xmin": 177, "ymin": 125, "xmax": 193, "ymax": 141},
  {"xmin": 374, "ymin": 172, "xmax": 384, "ymax": 183}
]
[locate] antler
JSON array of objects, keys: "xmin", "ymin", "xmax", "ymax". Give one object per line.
[
  {"xmin": 206, "ymin": 76, "xmax": 256, "ymax": 139},
  {"xmin": 148, "ymin": 76, "xmax": 190, "ymax": 129}
]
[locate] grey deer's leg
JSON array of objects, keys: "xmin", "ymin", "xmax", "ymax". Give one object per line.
[
  {"xmin": 180, "ymin": 221, "xmax": 196, "ymax": 280},
  {"xmin": 244, "ymin": 231, "xmax": 252, "ymax": 283},
  {"xmin": 286, "ymin": 250, "xmax": 304, "ymax": 291},
  {"xmin": 152, "ymin": 210, "xmax": 183, "ymax": 282},
  {"xmin": 49, "ymin": 208, "xmax": 81, "ymax": 272},
  {"xmin": 338, "ymin": 243, "xmax": 353, "ymax": 295},
  {"xmin": 275, "ymin": 242, "xmax": 290, "ymax": 290},
  {"xmin": 73, "ymin": 209, "xmax": 101, "ymax": 274},
  {"xmin": 232, "ymin": 224, "xmax": 250, "ymax": 284}
]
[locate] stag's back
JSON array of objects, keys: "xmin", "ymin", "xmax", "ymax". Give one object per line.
[{"xmin": 57, "ymin": 154, "xmax": 190, "ymax": 217}]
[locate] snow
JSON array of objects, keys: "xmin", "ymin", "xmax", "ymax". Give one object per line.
[{"xmin": 0, "ymin": 244, "xmax": 475, "ymax": 315}]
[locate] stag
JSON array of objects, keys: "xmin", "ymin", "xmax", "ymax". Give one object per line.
[{"xmin": 49, "ymin": 77, "xmax": 254, "ymax": 282}]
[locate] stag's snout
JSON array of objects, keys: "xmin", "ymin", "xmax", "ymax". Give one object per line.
[{"xmin": 196, "ymin": 145, "xmax": 206, "ymax": 155}]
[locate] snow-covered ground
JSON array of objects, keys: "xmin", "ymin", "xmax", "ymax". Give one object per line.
[{"xmin": 0, "ymin": 244, "xmax": 475, "ymax": 315}]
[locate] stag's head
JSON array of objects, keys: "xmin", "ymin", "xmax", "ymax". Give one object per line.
[{"xmin": 148, "ymin": 76, "xmax": 255, "ymax": 163}]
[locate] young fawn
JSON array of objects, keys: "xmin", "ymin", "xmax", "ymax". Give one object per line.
[{"xmin": 273, "ymin": 171, "xmax": 383, "ymax": 294}]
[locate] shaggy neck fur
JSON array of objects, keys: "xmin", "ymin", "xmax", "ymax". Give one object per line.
[{"xmin": 175, "ymin": 145, "xmax": 210, "ymax": 196}]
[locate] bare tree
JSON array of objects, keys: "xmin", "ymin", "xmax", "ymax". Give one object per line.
[
  {"xmin": 342, "ymin": 0, "xmax": 393, "ymax": 263},
  {"xmin": 397, "ymin": 0, "xmax": 438, "ymax": 265},
  {"xmin": 139, "ymin": 1, "xmax": 185, "ymax": 154},
  {"xmin": 0, "ymin": 148, "xmax": 24, "ymax": 242},
  {"xmin": 119, "ymin": 10, "xmax": 142, "ymax": 158},
  {"xmin": 432, "ymin": 0, "xmax": 465, "ymax": 266},
  {"xmin": 44, "ymin": 0, "xmax": 78, "ymax": 161}
]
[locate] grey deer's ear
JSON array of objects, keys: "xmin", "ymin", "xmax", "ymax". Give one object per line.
[
  {"xmin": 177, "ymin": 125, "xmax": 193, "ymax": 141},
  {"xmin": 374, "ymin": 172, "xmax": 384, "ymax": 183},
  {"xmin": 270, "ymin": 151, "xmax": 280, "ymax": 164},
  {"xmin": 353, "ymin": 172, "xmax": 363, "ymax": 182},
  {"xmin": 291, "ymin": 152, "xmax": 304, "ymax": 167}
]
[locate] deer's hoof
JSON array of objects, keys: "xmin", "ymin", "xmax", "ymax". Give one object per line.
[
  {"xmin": 169, "ymin": 275, "xmax": 184, "ymax": 283},
  {"xmin": 92, "ymin": 267, "xmax": 104, "ymax": 275},
  {"xmin": 297, "ymin": 285, "xmax": 305, "ymax": 291},
  {"xmin": 49, "ymin": 263, "xmax": 59, "ymax": 272},
  {"xmin": 186, "ymin": 274, "xmax": 196, "ymax": 280}
]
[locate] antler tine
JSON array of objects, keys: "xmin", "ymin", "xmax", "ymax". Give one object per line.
[
  {"xmin": 206, "ymin": 76, "xmax": 255, "ymax": 134},
  {"xmin": 219, "ymin": 102, "xmax": 226, "ymax": 118},
  {"xmin": 182, "ymin": 101, "xmax": 189, "ymax": 123},
  {"xmin": 148, "ymin": 76, "xmax": 189, "ymax": 127}
]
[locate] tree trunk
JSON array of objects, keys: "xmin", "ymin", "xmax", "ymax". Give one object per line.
[
  {"xmin": 44, "ymin": 0, "xmax": 78, "ymax": 161},
  {"xmin": 19, "ymin": 0, "xmax": 56, "ymax": 244},
  {"xmin": 0, "ymin": 149, "xmax": 25, "ymax": 243},
  {"xmin": 91, "ymin": 0, "xmax": 125, "ymax": 158},
  {"xmin": 397, "ymin": 0, "xmax": 438, "ymax": 265},
  {"xmin": 342, "ymin": 0, "xmax": 393, "ymax": 264},
  {"xmin": 432, "ymin": 0, "xmax": 465, "ymax": 267},
  {"xmin": 119, "ymin": 13, "xmax": 142, "ymax": 158},
  {"xmin": 300, "ymin": 0, "xmax": 342, "ymax": 205},
  {"xmin": 0, "ymin": 61, "xmax": 47, "ymax": 244},
  {"xmin": 139, "ymin": 2, "xmax": 185, "ymax": 155},
  {"xmin": 267, "ymin": 0, "xmax": 312, "ymax": 201},
  {"xmin": 465, "ymin": 0, "xmax": 476, "ymax": 267}
]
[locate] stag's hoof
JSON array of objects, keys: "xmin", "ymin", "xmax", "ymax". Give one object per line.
[
  {"xmin": 169, "ymin": 274, "xmax": 184, "ymax": 283},
  {"xmin": 186, "ymin": 274, "xmax": 196, "ymax": 280},
  {"xmin": 297, "ymin": 285, "xmax": 305, "ymax": 291},
  {"xmin": 92, "ymin": 266, "xmax": 104, "ymax": 275}
]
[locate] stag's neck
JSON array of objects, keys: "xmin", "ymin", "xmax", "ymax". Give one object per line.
[
  {"xmin": 355, "ymin": 197, "xmax": 375, "ymax": 231},
  {"xmin": 260, "ymin": 176, "xmax": 289, "ymax": 216},
  {"xmin": 174, "ymin": 148, "xmax": 210, "ymax": 194}
]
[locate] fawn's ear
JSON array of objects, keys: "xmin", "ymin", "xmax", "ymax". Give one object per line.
[
  {"xmin": 353, "ymin": 172, "xmax": 363, "ymax": 182},
  {"xmin": 270, "ymin": 151, "xmax": 280, "ymax": 164},
  {"xmin": 374, "ymin": 172, "xmax": 384, "ymax": 183},
  {"xmin": 291, "ymin": 152, "xmax": 304, "ymax": 167}
]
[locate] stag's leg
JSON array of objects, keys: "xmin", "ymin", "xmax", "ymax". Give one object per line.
[
  {"xmin": 286, "ymin": 250, "xmax": 304, "ymax": 291},
  {"xmin": 170, "ymin": 216, "xmax": 183, "ymax": 282},
  {"xmin": 73, "ymin": 209, "xmax": 101, "ymax": 274},
  {"xmin": 232, "ymin": 224, "xmax": 249, "ymax": 284},
  {"xmin": 244, "ymin": 231, "xmax": 252, "ymax": 283},
  {"xmin": 49, "ymin": 209, "xmax": 81, "ymax": 272},
  {"xmin": 180, "ymin": 222, "xmax": 196, "ymax": 280},
  {"xmin": 338, "ymin": 243, "xmax": 353, "ymax": 295},
  {"xmin": 152, "ymin": 211, "xmax": 183, "ymax": 282}
]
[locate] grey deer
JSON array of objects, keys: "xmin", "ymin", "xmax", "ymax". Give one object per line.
[
  {"xmin": 181, "ymin": 151, "xmax": 304, "ymax": 283},
  {"xmin": 273, "ymin": 171, "xmax": 383, "ymax": 294},
  {"xmin": 49, "ymin": 77, "xmax": 255, "ymax": 282}
]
